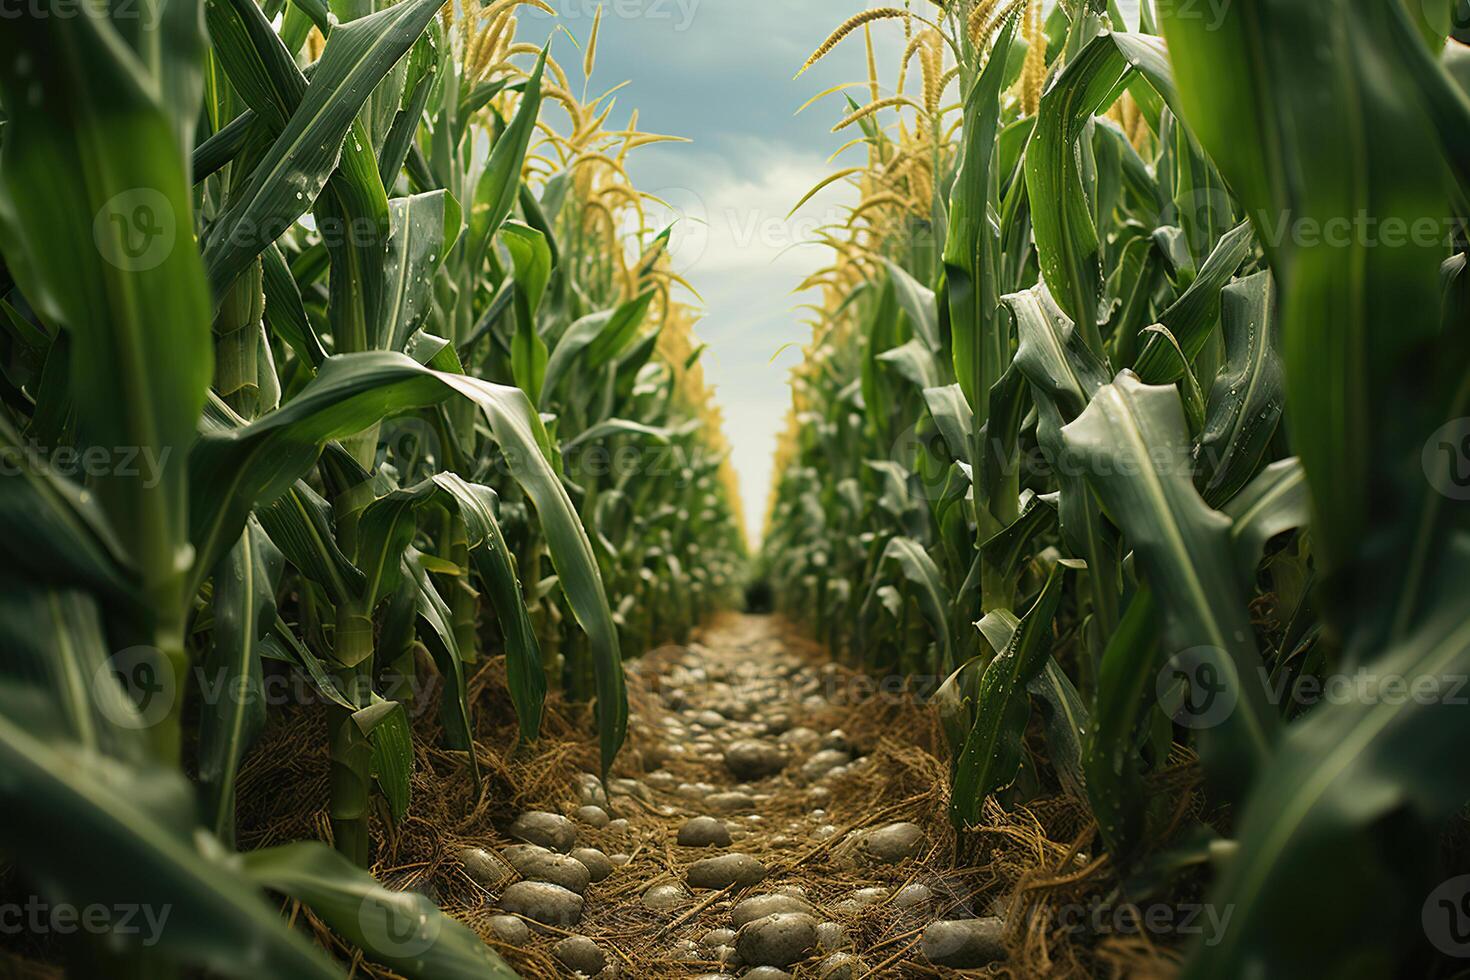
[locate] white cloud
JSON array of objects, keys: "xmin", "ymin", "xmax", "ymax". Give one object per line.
[{"xmin": 626, "ymin": 141, "xmax": 855, "ymax": 541}]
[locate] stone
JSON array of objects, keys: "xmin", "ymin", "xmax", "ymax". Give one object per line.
[
  {"xmin": 570, "ymin": 847, "xmax": 613, "ymax": 882},
  {"xmin": 693, "ymin": 709, "xmax": 726, "ymax": 728},
  {"xmin": 777, "ymin": 727, "xmax": 819, "ymax": 750},
  {"xmin": 686, "ymin": 853, "xmax": 766, "ymax": 890},
  {"xmin": 742, "ymin": 969, "xmax": 793, "ymax": 980},
  {"xmin": 501, "ymin": 843, "xmax": 550, "ymax": 871},
  {"xmin": 699, "ymin": 927, "xmax": 737, "ymax": 948},
  {"xmin": 800, "ymin": 749, "xmax": 851, "ymax": 781},
  {"xmin": 519, "ymin": 852, "xmax": 590, "ymax": 894},
  {"xmin": 921, "ymin": 917, "xmax": 1007, "ymax": 968},
  {"xmin": 817, "ymin": 952, "xmax": 865, "ymax": 979},
  {"xmin": 574, "ymin": 804, "xmax": 610, "ymax": 828},
  {"xmin": 508, "ymin": 811, "xmax": 576, "ymax": 852},
  {"xmin": 645, "ymin": 770, "xmax": 678, "ymax": 790},
  {"xmin": 606, "ymin": 818, "xmax": 631, "ymax": 835},
  {"xmin": 722, "ymin": 739, "xmax": 789, "ymax": 780},
  {"xmin": 552, "ymin": 935, "xmax": 605, "ymax": 975},
  {"xmin": 608, "ymin": 852, "xmax": 631, "ymax": 866},
  {"xmin": 706, "ymin": 790, "xmax": 756, "ymax": 813},
  {"xmin": 893, "ymin": 883, "xmax": 934, "ymax": 908},
  {"xmin": 820, "ymin": 729, "xmax": 851, "ymax": 751},
  {"xmin": 731, "ymin": 894, "xmax": 815, "ymax": 928},
  {"xmin": 858, "ymin": 821, "xmax": 925, "ymax": 863},
  {"xmin": 677, "ymin": 816, "xmax": 732, "ymax": 848},
  {"xmin": 608, "ymin": 777, "xmax": 652, "ymax": 803},
  {"xmin": 571, "ymin": 773, "xmax": 609, "ymax": 808},
  {"xmin": 850, "ymin": 886, "xmax": 888, "ymax": 905},
  {"xmin": 814, "ymin": 921, "xmax": 850, "ymax": 953},
  {"xmin": 641, "ymin": 882, "xmax": 689, "ymax": 909},
  {"xmin": 812, "ymin": 824, "xmax": 839, "ymax": 842},
  {"xmin": 709, "ymin": 944, "xmax": 741, "ymax": 970},
  {"xmin": 498, "ymin": 880, "xmax": 582, "ymax": 926},
  {"xmin": 735, "ymin": 912, "xmax": 818, "ymax": 968},
  {"xmin": 457, "ymin": 847, "xmax": 514, "ymax": 889},
  {"xmin": 487, "ymin": 914, "xmax": 529, "ymax": 944}
]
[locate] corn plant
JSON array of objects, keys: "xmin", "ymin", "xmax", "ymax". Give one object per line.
[
  {"xmin": 0, "ymin": 0, "xmax": 740, "ymax": 974},
  {"xmin": 764, "ymin": 0, "xmax": 1470, "ymax": 973}
]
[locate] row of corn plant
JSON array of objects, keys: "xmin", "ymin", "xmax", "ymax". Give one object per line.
[
  {"xmin": 762, "ymin": 0, "xmax": 1470, "ymax": 973},
  {"xmin": 0, "ymin": 0, "xmax": 741, "ymax": 975}
]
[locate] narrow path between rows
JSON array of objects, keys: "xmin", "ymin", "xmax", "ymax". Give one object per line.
[{"xmin": 471, "ymin": 614, "xmax": 1011, "ymax": 977}]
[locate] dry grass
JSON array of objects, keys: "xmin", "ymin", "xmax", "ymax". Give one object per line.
[{"xmin": 225, "ymin": 616, "xmax": 1202, "ymax": 977}]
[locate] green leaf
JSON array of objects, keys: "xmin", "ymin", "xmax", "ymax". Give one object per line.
[
  {"xmin": 1159, "ymin": 0, "xmax": 1456, "ymax": 627},
  {"xmin": 866, "ymin": 537, "xmax": 954, "ymax": 674},
  {"xmin": 361, "ymin": 699, "xmax": 413, "ymax": 823},
  {"xmin": 431, "ymin": 473, "xmax": 545, "ymax": 743},
  {"xmin": 583, "ymin": 289, "xmax": 656, "ymax": 368},
  {"xmin": 403, "ymin": 548, "xmax": 478, "ymax": 782},
  {"xmin": 241, "ymin": 841, "xmax": 517, "ymax": 979},
  {"xmin": 1222, "ymin": 458, "xmax": 1310, "ymax": 579},
  {"xmin": 0, "ymin": 8, "xmax": 213, "ymax": 616},
  {"xmin": 201, "ymin": 0, "xmax": 445, "ymax": 296},
  {"xmin": 0, "ymin": 588, "xmax": 149, "ymax": 761},
  {"xmin": 950, "ymin": 564, "xmax": 1068, "ymax": 826},
  {"xmin": 1181, "ymin": 544, "xmax": 1470, "ymax": 980},
  {"xmin": 1081, "ymin": 587, "xmax": 1160, "ymax": 858},
  {"xmin": 1061, "ymin": 371, "xmax": 1277, "ymax": 799},
  {"xmin": 475, "ymin": 48, "xmax": 546, "ymax": 244},
  {"xmin": 1026, "ymin": 31, "xmax": 1177, "ymax": 348},
  {"xmin": 262, "ymin": 242, "xmax": 329, "ymax": 369},
  {"xmin": 884, "ymin": 260, "xmax": 940, "ymax": 353},
  {"xmin": 0, "ymin": 710, "xmax": 341, "ymax": 977},
  {"xmin": 1131, "ymin": 220, "xmax": 1254, "ymax": 383},
  {"xmin": 945, "ymin": 16, "xmax": 1020, "ymax": 410},
  {"xmin": 503, "ymin": 221, "xmax": 551, "ymax": 404},
  {"xmin": 922, "ymin": 384, "xmax": 974, "ymax": 465},
  {"xmin": 1194, "ymin": 270, "xmax": 1282, "ymax": 506},
  {"xmin": 1008, "ymin": 283, "xmax": 1120, "ymax": 639},
  {"xmin": 379, "ymin": 190, "xmax": 460, "ymax": 352},
  {"xmin": 0, "ymin": 416, "xmax": 138, "ymax": 606},
  {"xmin": 189, "ymin": 351, "xmax": 625, "ymax": 770},
  {"xmin": 199, "ymin": 518, "xmax": 283, "ymax": 846}
]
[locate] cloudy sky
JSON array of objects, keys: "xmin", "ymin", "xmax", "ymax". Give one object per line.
[{"xmin": 529, "ymin": 0, "xmax": 1140, "ymax": 541}]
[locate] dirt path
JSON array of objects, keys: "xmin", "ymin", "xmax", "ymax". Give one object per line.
[{"xmin": 475, "ymin": 614, "xmax": 1014, "ymax": 978}]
